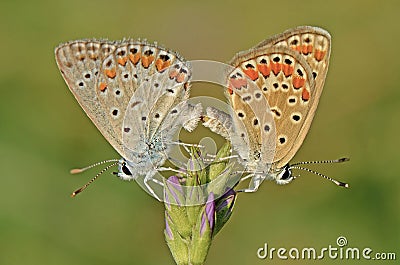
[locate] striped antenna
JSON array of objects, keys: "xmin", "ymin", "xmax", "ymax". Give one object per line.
[
  {"xmin": 70, "ymin": 159, "xmax": 119, "ymax": 197},
  {"xmin": 290, "ymin": 157, "xmax": 349, "ymax": 188}
]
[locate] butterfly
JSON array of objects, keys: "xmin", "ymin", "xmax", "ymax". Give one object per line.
[
  {"xmin": 203, "ymin": 26, "xmax": 348, "ymax": 192},
  {"xmin": 55, "ymin": 39, "xmax": 202, "ymax": 199}
]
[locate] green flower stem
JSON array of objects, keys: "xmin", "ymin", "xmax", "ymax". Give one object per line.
[{"xmin": 164, "ymin": 142, "xmax": 238, "ymax": 265}]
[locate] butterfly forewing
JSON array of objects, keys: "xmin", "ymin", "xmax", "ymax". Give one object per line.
[
  {"xmin": 228, "ymin": 46, "xmax": 316, "ymax": 169},
  {"xmin": 225, "ymin": 26, "xmax": 331, "ymax": 170},
  {"xmin": 55, "ymin": 40, "xmax": 125, "ymax": 154},
  {"xmin": 255, "ymin": 26, "xmax": 331, "ymax": 93}
]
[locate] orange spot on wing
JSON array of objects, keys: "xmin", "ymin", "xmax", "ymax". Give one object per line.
[
  {"xmin": 293, "ymin": 76, "xmax": 305, "ymax": 89},
  {"xmin": 243, "ymin": 68, "xmax": 258, "ymax": 81},
  {"xmin": 99, "ymin": 82, "xmax": 107, "ymax": 92},
  {"xmin": 302, "ymin": 44, "xmax": 313, "ymax": 55},
  {"xmin": 257, "ymin": 64, "xmax": 270, "ymax": 77},
  {"xmin": 155, "ymin": 58, "xmax": 171, "ymax": 72},
  {"xmin": 105, "ymin": 69, "xmax": 116, "ymax": 79},
  {"xmin": 141, "ymin": 55, "xmax": 155, "ymax": 68},
  {"xmin": 129, "ymin": 53, "xmax": 140, "ymax": 65},
  {"xmin": 227, "ymin": 86, "xmax": 233, "ymax": 95},
  {"xmin": 282, "ymin": 64, "xmax": 294, "ymax": 77},
  {"xmin": 270, "ymin": 61, "xmax": 281, "ymax": 75},
  {"xmin": 302, "ymin": 88, "xmax": 310, "ymax": 101},
  {"xmin": 176, "ymin": 73, "xmax": 185, "ymax": 83},
  {"xmin": 314, "ymin": 49, "xmax": 326, "ymax": 61},
  {"xmin": 169, "ymin": 69, "xmax": 178, "ymax": 79},
  {"xmin": 292, "ymin": 45, "xmax": 302, "ymax": 52},
  {"xmin": 229, "ymin": 78, "xmax": 247, "ymax": 90},
  {"xmin": 117, "ymin": 57, "xmax": 128, "ymax": 66},
  {"xmin": 308, "ymin": 44, "xmax": 313, "ymax": 54}
]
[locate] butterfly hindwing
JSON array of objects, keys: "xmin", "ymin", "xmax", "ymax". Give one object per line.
[
  {"xmin": 121, "ymin": 57, "xmax": 201, "ymax": 170},
  {"xmin": 96, "ymin": 42, "xmax": 140, "ymax": 153}
]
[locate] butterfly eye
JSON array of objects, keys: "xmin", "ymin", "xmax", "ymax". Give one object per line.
[
  {"xmin": 281, "ymin": 170, "xmax": 289, "ymax": 180},
  {"xmin": 275, "ymin": 165, "xmax": 294, "ymax": 185},
  {"xmin": 280, "ymin": 167, "xmax": 291, "ymax": 180},
  {"xmin": 121, "ymin": 164, "xmax": 132, "ymax": 176}
]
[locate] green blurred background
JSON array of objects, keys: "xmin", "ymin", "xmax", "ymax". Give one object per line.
[{"xmin": 1, "ymin": 0, "xmax": 399, "ymax": 264}]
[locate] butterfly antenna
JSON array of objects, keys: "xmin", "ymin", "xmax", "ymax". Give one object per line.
[
  {"xmin": 290, "ymin": 157, "xmax": 349, "ymax": 167},
  {"xmin": 70, "ymin": 160, "xmax": 119, "ymax": 197},
  {"xmin": 289, "ymin": 158, "xmax": 349, "ymax": 188},
  {"xmin": 70, "ymin": 159, "xmax": 119, "ymax": 174}
]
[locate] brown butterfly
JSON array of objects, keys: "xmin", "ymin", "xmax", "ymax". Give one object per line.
[{"xmin": 203, "ymin": 26, "xmax": 348, "ymax": 191}]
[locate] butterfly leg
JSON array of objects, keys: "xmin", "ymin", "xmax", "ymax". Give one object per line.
[
  {"xmin": 204, "ymin": 153, "xmax": 238, "ymax": 162},
  {"xmin": 237, "ymin": 175, "xmax": 265, "ymax": 193},
  {"xmin": 150, "ymin": 177, "xmax": 164, "ymax": 187},
  {"xmin": 238, "ymin": 173, "xmax": 255, "ymax": 182},
  {"xmin": 144, "ymin": 171, "xmax": 162, "ymax": 201},
  {"xmin": 158, "ymin": 167, "xmax": 186, "ymax": 174}
]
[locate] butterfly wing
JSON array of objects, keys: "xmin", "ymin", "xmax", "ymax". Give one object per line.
[
  {"xmin": 266, "ymin": 26, "xmax": 331, "ymax": 167},
  {"xmin": 254, "ymin": 26, "xmax": 331, "ymax": 98},
  {"xmin": 228, "ymin": 46, "xmax": 316, "ymax": 169},
  {"xmin": 121, "ymin": 56, "xmax": 201, "ymax": 164},
  {"xmin": 227, "ymin": 26, "xmax": 330, "ymax": 169},
  {"xmin": 55, "ymin": 40, "xmax": 125, "ymax": 153},
  {"xmin": 55, "ymin": 40, "xmax": 189, "ymax": 159}
]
